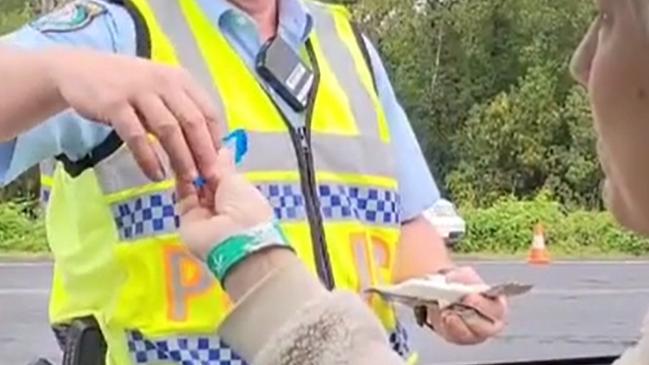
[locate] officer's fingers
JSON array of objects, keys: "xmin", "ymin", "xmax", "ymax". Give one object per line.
[
  {"xmin": 162, "ymin": 90, "xmax": 220, "ymax": 186},
  {"xmin": 182, "ymin": 76, "xmax": 223, "ymax": 149},
  {"xmin": 426, "ymin": 304, "xmax": 443, "ymax": 330},
  {"xmin": 463, "ymin": 294, "xmax": 508, "ymax": 322},
  {"xmin": 111, "ymin": 105, "xmax": 164, "ymax": 182},
  {"xmin": 215, "ymin": 147, "xmax": 236, "ymax": 178},
  {"xmin": 207, "ymin": 118, "xmax": 225, "ymax": 152},
  {"xmin": 176, "ymin": 181, "xmax": 200, "ymax": 215},
  {"xmin": 197, "ymin": 184, "xmax": 216, "ymax": 213},
  {"xmin": 136, "ymin": 94, "xmax": 198, "ymax": 188},
  {"xmin": 463, "ymin": 315, "xmax": 504, "ymax": 340},
  {"xmin": 181, "ymin": 74, "xmax": 226, "ymax": 194},
  {"xmin": 442, "ymin": 312, "xmax": 483, "ymax": 345},
  {"xmin": 205, "ymin": 120, "xmax": 225, "ymax": 192}
]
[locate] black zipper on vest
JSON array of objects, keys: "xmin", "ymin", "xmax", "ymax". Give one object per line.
[
  {"xmin": 288, "ymin": 41, "xmax": 334, "ymax": 290},
  {"xmin": 274, "ymin": 40, "xmax": 335, "ymax": 290},
  {"xmin": 290, "ymin": 123, "xmax": 335, "ymax": 290}
]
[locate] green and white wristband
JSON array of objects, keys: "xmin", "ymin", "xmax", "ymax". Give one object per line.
[{"xmin": 206, "ymin": 221, "xmax": 293, "ymax": 285}]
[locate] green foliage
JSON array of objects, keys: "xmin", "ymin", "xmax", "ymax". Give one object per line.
[
  {"xmin": 0, "ymin": 1, "xmax": 42, "ymax": 203},
  {"xmin": 448, "ymin": 69, "xmax": 602, "ymax": 208},
  {"xmin": 354, "ymin": 0, "xmax": 599, "ymax": 208},
  {"xmin": 0, "ymin": 1, "xmax": 33, "ymax": 35},
  {"xmin": 0, "ymin": 201, "xmax": 47, "ymax": 253},
  {"xmin": 459, "ymin": 194, "xmax": 649, "ymax": 256}
]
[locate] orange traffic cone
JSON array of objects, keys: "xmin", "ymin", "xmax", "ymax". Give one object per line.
[{"xmin": 528, "ymin": 223, "xmax": 550, "ymax": 265}]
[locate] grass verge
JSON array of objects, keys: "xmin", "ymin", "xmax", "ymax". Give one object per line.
[{"xmin": 0, "ymin": 201, "xmax": 48, "ymax": 254}]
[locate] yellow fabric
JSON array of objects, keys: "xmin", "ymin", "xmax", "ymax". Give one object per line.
[
  {"xmin": 304, "ymin": 28, "xmax": 359, "ymax": 136},
  {"xmin": 329, "ymin": 10, "xmax": 390, "ymax": 142},
  {"xmin": 407, "ymin": 353, "xmax": 420, "ymax": 365},
  {"xmin": 45, "ymin": 167, "xmax": 129, "ymax": 363},
  {"xmin": 45, "ymin": 1, "xmax": 404, "ymax": 364}
]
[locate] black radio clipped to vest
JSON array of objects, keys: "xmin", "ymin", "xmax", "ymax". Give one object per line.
[{"xmin": 256, "ymin": 35, "xmax": 315, "ymax": 112}]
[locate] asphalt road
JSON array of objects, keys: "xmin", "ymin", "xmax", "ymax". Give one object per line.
[{"xmin": 1, "ymin": 261, "xmax": 648, "ymax": 365}]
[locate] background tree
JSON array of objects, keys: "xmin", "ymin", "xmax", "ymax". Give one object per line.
[
  {"xmin": 354, "ymin": 0, "xmax": 598, "ymax": 208},
  {"xmin": 0, "ymin": 0, "xmax": 600, "ymax": 208}
]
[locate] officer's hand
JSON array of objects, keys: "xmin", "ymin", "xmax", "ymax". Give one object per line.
[
  {"xmin": 176, "ymin": 147, "xmax": 273, "ymax": 259},
  {"xmin": 427, "ymin": 267, "xmax": 508, "ymax": 345},
  {"xmin": 49, "ymin": 47, "xmax": 223, "ymax": 194}
]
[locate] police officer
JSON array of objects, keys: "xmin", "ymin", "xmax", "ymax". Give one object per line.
[{"xmin": 0, "ymin": 0, "xmax": 507, "ymax": 364}]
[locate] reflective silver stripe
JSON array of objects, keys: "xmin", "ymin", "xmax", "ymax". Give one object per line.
[
  {"xmin": 126, "ymin": 330, "xmax": 246, "ymax": 364},
  {"xmin": 93, "ymin": 145, "xmax": 163, "ymax": 195},
  {"xmin": 307, "ymin": 3, "xmax": 382, "ymax": 140},
  {"xmin": 167, "ymin": 250, "xmax": 214, "ymax": 322},
  {"xmin": 308, "ymin": 134, "xmax": 393, "ymax": 177},
  {"xmin": 242, "ymin": 132, "xmax": 393, "ymax": 177},
  {"xmin": 94, "ymin": 130, "xmax": 394, "ymax": 194},
  {"xmin": 352, "ymin": 237, "xmax": 372, "ymax": 292},
  {"xmin": 40, "ymin": 159, "xmax": 56, "ymax": 178},
  {"xmin": 145, "ymin": 0, "xmax": 227, "ymax": 123}
]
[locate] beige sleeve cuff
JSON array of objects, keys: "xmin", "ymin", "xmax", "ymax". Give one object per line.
[
  {"xmin": 218, "ymin": 258, "xmax": 327, "ymax": 360},
  {"xmin": 218, "ymin": 259, "xmax": 405, "ymax": 365}
]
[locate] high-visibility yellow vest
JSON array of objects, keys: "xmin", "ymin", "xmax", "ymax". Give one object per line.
[{"xmin": 40, "ymin": 0, "xmax": 416, "ymax": 364}]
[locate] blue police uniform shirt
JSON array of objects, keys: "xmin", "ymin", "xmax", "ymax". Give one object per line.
[{"xmin": 0, "ymin": 0, "xmax": 441, "ymax": 221}]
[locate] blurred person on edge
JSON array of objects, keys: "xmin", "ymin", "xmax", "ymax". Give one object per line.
[{"xmin": 570, "ymin": 0, "xmax": 649, "ymax": 364}]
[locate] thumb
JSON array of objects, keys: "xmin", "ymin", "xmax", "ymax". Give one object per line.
[
  {"xmin": 208, "ymin": 147, "xmax": 237, "ymax": 195},
  {"xmin": 209, "ymin": 146, "xmax": 236, "ymax": 200},
  {"xmin": 215, "ymin": 147, "xmax": 236, "ymax": 178}
]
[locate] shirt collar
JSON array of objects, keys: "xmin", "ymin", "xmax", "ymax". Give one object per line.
[{"xmin": 195, "ymin": 0, "xmax": 314, "ymax": 44}]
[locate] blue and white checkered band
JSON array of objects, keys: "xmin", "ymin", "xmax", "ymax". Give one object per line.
[
  {"xmin": 111, "ymin": 190, "xmax": 180, "ymax": 241},
  {"xmin": 110, "ymin": 184, "xmax": 399, "ymax": 241},
  {"xmin": 257, "ymin": 183, "xmax": 400, "ymax": 226},
  {"xmin": 126, "ymin": 323, "xmax": 411, "ymax": 364},
  {"xmin": 40, "ymin": 187, "xmax": 51, "ymax": 205},
  {"xmin": 127, "ymin": 331, "xmax": 245, "ymax": 365},
  {"xmin": 389, "ymin": 321, "xmax": 411, "ymax": 358}
]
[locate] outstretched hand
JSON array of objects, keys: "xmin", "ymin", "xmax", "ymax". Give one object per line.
[
  {"xmin": 426, "ymin": 267, "xmax": 508, "ymax": 345},
  {"xmin": 176, "ymin": 147, "xmax": 274, "ymax": 260}
]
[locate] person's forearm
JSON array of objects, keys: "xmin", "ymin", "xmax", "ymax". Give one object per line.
[
  {"xmin": 0, "ymin": 46, "xmax": 66, "ymax": 141},
  {"xmin": 222, "ymin": 247, "xmax": 297, "ymax": 302},
  {"xmin": 219, "ymin": 248, "xmax": 405, "ymax": 365},
  {"xmin": 394, "ymin": 215, "xmax": 454, "ymax": 283}
]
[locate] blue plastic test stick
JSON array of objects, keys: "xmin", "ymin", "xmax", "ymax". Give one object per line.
[{"xmin": 193, "ymin": 129, "xmax": 248, "ymax": 189}]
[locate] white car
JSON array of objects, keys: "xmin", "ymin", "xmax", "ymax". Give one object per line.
[{"xmin": 423, "ymin": 199, "xmax": 466, "ymax": 247}]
